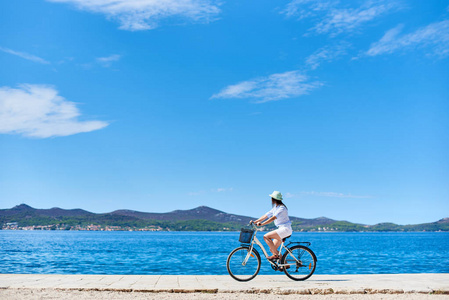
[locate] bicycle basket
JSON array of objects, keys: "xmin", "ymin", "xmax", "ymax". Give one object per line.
[{"xmin": 239, "ymin": 228, "xmax": 254, "ymax": 243}]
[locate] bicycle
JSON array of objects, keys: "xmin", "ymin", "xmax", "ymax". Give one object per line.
[{"xmin": 226, "ymin": 222, "xmax": 317, "ymax": 281}]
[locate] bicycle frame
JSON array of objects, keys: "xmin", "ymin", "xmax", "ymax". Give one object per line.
[{"xmin": 243, "ymin": 224, "xmax": 300, "ymax": 268}]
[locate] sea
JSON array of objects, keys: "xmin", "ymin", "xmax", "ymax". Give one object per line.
[{"xmin": 1, "ymin": 231, "xmax": 448, "ymax": 275}]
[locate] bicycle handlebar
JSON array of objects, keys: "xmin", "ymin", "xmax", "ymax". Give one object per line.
[{"xmin": 248, "ymin": 221, "xmax": 260, "ymax": 230}]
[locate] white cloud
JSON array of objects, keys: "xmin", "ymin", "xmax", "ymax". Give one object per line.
[
  {"xmin": 365, "ymin": 20, "xmax": 449, "ymax": 58},
  {"xmin": 212, "ymin": 187, "xmax": 233, "ymax": 193},
  {"xmin": 0, "ymin": 46, "xmax": 49, "ymax": 64},
  {"xmin": 283, "ymin": 0, "xmax": 334, "ymax": 19},
  {"xmin": 47, "ymin": 0, "xmax": 221, "ymax": 31},
  {"xmin": 211, "ymin": 71, "xmax": 322, "ymax": 103},
  {"xmin": 96, "ymin": 54, "xmax": 121, "ymax": 67},
  {"xmin": 287, "ymin": 191, "xmax": 372, "ymax": 199},
  {"xmin": 284, "ymin": 192, "xmax": 296, "ymax": 199},
  {"xmin": 315, "ymin": 2, "xmax": 400, "ymax": 36},
  {"xmin": 282, "ymin": 0, "xmax": 403, "ymax": 36},
  {"xmin": 0, "ymin": 84, "xmax": 109, "ymax": 138},
  {"xmin": 305, "ymin": 42, "xmax": 350, "ymax": 69}
]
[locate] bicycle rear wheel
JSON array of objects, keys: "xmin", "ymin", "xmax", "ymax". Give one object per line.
[
  {"xmin": 226, "ymin": 246, "xmax": 261, "ymax": 281},
  {"xmin": 281, "ymin": 245, "xmax": 317, "ymax": 281}
]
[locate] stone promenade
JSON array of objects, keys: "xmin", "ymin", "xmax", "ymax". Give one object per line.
[{"xmin": 1, "ymin": 274, "xmax": 448, "ymax": 295}]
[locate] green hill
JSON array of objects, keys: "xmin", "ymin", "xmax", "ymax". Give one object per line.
[{"xmin": 1, "ymin": 204, "xmax": 448, "ymax": 232}]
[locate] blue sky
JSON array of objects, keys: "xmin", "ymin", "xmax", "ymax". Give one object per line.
[{"xmin": 0, "ymin": 0, "xmax": 448, "ymax": 225}]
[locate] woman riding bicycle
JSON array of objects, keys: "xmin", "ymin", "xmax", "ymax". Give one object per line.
[{"xmin": 252, "ymin": 191, "xmax": 292, "ymax": 260}]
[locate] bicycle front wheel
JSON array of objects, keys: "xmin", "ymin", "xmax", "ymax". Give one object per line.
[
  {"xmin": 226, "ymin": 246, "xmax": 261, "ymax": 282},
  {"xmin": 281, "ymin": 245, "xmax": 317, "ymax": 281}
]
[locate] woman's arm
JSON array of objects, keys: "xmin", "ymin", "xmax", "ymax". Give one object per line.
[
  {"xmin": 259, "ymin": 216, "xmax": 276, "ymax": 226},
  {"xmin": 252, "ymin": 215, "xmax": 268, "ymax": 224}
]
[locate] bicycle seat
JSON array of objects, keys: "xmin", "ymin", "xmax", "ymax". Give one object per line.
[{"xmin": 282, "ymin": 235, "xmax": 291, "ymax": 242}]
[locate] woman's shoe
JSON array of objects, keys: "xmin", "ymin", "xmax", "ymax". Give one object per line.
[{"xmin": 267, "ymin": 254, "xmax": 279, "ymax": 260}]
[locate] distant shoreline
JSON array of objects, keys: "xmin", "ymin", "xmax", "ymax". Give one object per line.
[{"xmin": 2, "ymin": 204, "xmax": 448, "ymax": 232}]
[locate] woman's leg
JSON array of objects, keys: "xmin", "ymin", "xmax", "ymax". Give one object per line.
[{"xmin": 264, "ymin": 230, "xmax": 282, "ymax": 258}]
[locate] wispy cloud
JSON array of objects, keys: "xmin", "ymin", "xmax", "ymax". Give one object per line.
[
  {"xmin": 282, "ymin": 0, "xmax": 403, "ymax": 36},
  {"xmin": 96, "ymin": 54, "xmax": 121, "ymax": 67},
  {"xmin": 211, "ymin": 71, "xmax": 323, "ymax": 103},
  {"xmin": 305, "ymin": 42, "xmax": 350, "ymax": 69},
  {"xmin": 286, "ymin": 191, "xmax": 372, "ymax": 199},
  {"xmin": 212, "ymin": 187, "xmax": 233, "ymax": 193},
  {"xmin": 283, "ymin": 0, "xmax": 335, "ymax": 19},
  {"xmin": 0, "ymin": 84, "xmax": 109, "ymax": 138},
  {"xmin": 365, "ymin": 20, "xmax": 449, "ymax": 58},
  {"xmin": 0, "ymin": 46, "xmax": 49, "ymax": 64},
  {"xmin": 47, "ymin": 0, "xmax": 221, "ymax": 31}
]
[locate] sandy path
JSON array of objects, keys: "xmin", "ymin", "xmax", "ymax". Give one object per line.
[{"xmin": 1, "ymin": 289, "xmax": 448, "ymax": 300}]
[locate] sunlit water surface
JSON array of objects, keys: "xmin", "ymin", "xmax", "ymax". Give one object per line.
[{"xmin": 1, "ymin": 231, "xmax": 448, "ymax": 274}]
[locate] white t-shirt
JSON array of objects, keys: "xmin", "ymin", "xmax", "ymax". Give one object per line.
[{"xmin": 266, "ymin": 205, "xmax": 292, "ymax": 227}]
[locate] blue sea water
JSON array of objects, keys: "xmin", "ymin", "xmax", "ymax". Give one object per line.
[{"xmin": 1, "ymin": 231, "xmax": 448, "ymax": 275}]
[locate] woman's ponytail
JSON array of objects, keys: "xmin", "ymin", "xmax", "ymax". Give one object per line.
[{"xmin": 271, "ymin": 198, "xmax": 287, "ymax": 209}]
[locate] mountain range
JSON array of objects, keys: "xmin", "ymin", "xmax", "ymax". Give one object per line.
[{"xmin": 1, "ymin": 204, "xmax": 448, "ymax": 231}]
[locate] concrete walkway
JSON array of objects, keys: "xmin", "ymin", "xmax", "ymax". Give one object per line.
[{"xmin": 1, "ymin": 274, "xmax": 448, "ymax": 295}]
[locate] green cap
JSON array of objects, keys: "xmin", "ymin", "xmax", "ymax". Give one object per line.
[{"xmin": 269, "ymin": 191, "xmax": 283, "ymax": 201}]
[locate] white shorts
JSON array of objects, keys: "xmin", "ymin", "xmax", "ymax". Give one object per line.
[{"xmin": 275, "ymin": 225, "xmax": 293, "ymax": 239}]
